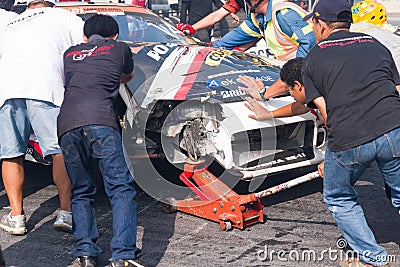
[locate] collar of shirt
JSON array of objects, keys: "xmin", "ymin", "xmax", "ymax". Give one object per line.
[
  {"xmin": 265, "ymin": 0, "xmax": 272, "ymax": 22},
  {"xmin": 256, "ymin": 0, "xmax": 272, "ymax": 31},
  {"xmin": 88, "ymin": 34, "xmax": 105, "ymax": 42}
]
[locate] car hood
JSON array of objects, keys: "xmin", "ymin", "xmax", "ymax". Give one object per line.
[{"xmin": 126, "ymin": 42, "xmax": 281, "ymax": 108}]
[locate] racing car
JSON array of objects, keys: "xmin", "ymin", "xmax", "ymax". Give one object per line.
[{"xmin": 27, "ymin": 3, "xmax": 326, "ymax": 182}]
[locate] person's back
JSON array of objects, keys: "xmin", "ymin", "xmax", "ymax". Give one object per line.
[
  {"xmin": 0, "ymin": 9, "xmax": 17, "ymax": 30},
  {"xmin": 302, "ymin": 1, "xmax": 400, "ymax": 266},
  {"xmin": 58, "ymin": 14, "xmax": 142, "ymax": 267},
  {"xmin": 180, "ymin": 0, "xmax": 224, "ymax": 42},
  {"xmin": 350, "ymin": 22, "xmax": 400, "ymax": 71},
  {"xmin": 187, "ymin": 0, "xmax": 213, "ymax": 25},
  {"xmin": 58, "ymin": 33, "xmax": 131, "ymax": 138},
  {"xmin": 350, "ymin": 0, "xmax": 400, "ymax": 70},
  {"xmin": 0, "ymin": 7, "xmax": 83, "ymax": 108}
]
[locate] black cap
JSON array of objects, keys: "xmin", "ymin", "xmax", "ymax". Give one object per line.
[{"xmin": 303, "ymin": 0, "xmax": 352, "ymax": 22}]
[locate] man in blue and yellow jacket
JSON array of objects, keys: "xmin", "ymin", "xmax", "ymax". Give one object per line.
[{"xmin": 213, "ymin": 0, "xmax": 316, "ymax": 100}]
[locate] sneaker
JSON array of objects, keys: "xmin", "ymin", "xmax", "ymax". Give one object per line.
[
  {"xmin": 53, "ymin": 210, "xmax": 72, "ymax": 233},
  {"xmin": 68, "ymin": 256, "xmax": 97, "ymax": 267},
  {"xmin": 0, "ymin": 212, "xmax": 27, "ymax": 235},
  {"xmin": 107, "ymin": 259, "xmax": 147, "ymax": 267}
]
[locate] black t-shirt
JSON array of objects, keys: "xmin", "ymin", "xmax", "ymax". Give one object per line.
[
  {"xmin": 303, "ymin": 30, "xmax": 400, "ymax": 151},
  {"xmin": 57, "ymin": 35, "xmax": 134, "ymax": 138}
]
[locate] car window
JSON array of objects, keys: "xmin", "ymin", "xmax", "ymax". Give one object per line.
[{"xmin": 77, "ymin": 12, "xmax": 188, "ymax": 44}]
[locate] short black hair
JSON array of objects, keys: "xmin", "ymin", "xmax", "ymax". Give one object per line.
[
  {"xmin": 325, "ymin": 19, "xmax": 351, "ymax": 30},
  {"xmin": 280, "ymin": 57, "xmax": 304, "ymax": 88},
  {"xmin": 84, "ymin": 14, "xmax": 119, "ymax": 39}
]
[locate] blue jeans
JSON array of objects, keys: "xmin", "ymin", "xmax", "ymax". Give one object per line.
[
  {"xmin": 60, "ymin": 125, "xmax": 140, "ymax": 260},
  {"xmin": 324, "ymin": 127, "xmax": 400, "ymax": 266}
]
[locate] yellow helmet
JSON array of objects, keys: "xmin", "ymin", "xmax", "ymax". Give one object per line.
[{"xmin": 352, "ymin": 0, "xmax": 387, "ymax": 26}]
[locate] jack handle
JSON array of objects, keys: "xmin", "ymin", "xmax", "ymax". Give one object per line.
[{"xmin": 253, "ymin": 171, "xmax": 320, "ymax": 200}]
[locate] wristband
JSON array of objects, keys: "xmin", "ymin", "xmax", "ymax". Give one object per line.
[
  {"xmin": 259, "ymin": 86, "xmax": 267, "ymax": 101},
  {"xmin": 223, "ymin": 0, "xmax": 240, "ymax": 14}
]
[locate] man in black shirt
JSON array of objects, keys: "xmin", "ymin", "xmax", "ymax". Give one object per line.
[
  {"xmin": 176, "ymin": 0, "xmax": 243, "ymax": 38},
  {"xmin": 58, "ymin": 15, "xmax": 143, "ymax": 267},
  {"xmin": 303, "ymin": 0, "xmax": 400, "ymax": 266}
]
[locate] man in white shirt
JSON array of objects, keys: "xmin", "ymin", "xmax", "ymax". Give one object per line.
[
  {"xmin": 0, "ymin": 0, "xmax": 18, "ymax": 31},
  {"xmin": 0, "ymin": 9, "xmax": 17, "ymax": 28},
  {"xmin": 0, "ymin": 0, "xmax": 84, "ymax": 235}
]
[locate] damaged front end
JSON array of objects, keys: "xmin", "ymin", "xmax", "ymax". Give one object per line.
[{"xmin": 121, "ymin": 43, "xmax": 325, "ymax": 179}]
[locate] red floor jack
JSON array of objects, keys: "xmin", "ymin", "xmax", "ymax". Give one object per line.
[{"xmin": 162, "ymin": 162, "xmax": 320, "ymax": 231}]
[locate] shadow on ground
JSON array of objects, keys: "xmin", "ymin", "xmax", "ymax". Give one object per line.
[{"xmin": 0, "ymin": 161, "xmax": 177, "ymax": 267}]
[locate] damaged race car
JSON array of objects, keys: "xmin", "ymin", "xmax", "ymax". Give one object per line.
[{"xmin": 28, "ymin": 3, "xmax": 326, "ymax": 183}]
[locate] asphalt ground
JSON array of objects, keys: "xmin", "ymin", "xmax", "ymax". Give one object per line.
[{"xmin": 0, "ymin": 159, "xmax": 398, "ymax": 267}]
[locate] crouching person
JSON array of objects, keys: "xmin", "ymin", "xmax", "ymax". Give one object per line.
[{"xmin": 57, "ymin": 14, "xmax": 144, "ymax": 267}]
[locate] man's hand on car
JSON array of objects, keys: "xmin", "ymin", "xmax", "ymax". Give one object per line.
[
  {"xmin": 238, "ymin": 75, "xmax": 265, "ymax": 101},
  {"xmin": 244, "ymin": 97, "xmax": 273, "ymax": 121},
  {"xmin": 176, "ymin": 23, "xmax": 195, "ymax": 35}
]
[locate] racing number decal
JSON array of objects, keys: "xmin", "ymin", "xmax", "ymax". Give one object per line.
[{"xmin": 147, "ymin": 44, "xmax": 178, "ymax": 61}]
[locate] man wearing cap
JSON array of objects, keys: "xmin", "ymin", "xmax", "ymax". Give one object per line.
[
  {"xmin": 302, "ymin": 0, "xmax": 400, "ymax": 266},
  {"xmin": 0, "ymin": 0, "xmax": 84, "ymax": 235}
]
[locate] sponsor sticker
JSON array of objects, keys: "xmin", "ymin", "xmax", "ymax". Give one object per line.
[
  {"xmin": 68, "ymin": 7, "xmax": 125, "ymax": 15},
  {"xmin": 205, "ymin": 49, "xmax": 233, "ymax": 67},
  {"xmin": 220, "ymin": 89, "xmax": 246, "ymax": 99},
  {"xmin": 207, "ymin": 80, "xmax": 221, "ymax": 87}
]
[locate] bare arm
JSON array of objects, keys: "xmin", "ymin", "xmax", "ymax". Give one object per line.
[
  {"xmin": 121, "ymin": 71, "xmax": 134, "ymax": 84},
  {"xmin": 312, "ymin": 96, "xmax": 327, "ymax": 124},
  {"xmin": 317, "ymin": 161, "xmax": 324, "ymax": 178},
  {"xmin": 192, "ymin": 8, "xmax": 230, "ymax": 31},
  {"xmin": 397, "ymin": 85, "xmax": 400, "ymax": 95},
  {"xmin": 312, "ymin": 96, "xmax": 327, "ymax": 179},
  {"xmin": 264, "ymin": 78, "xmax": 288, "ymax": 99},
  {"xmin": 238, "ymin": 76, "xmax": 288, "ymax": 101},
  {"xmin": 275, "ymin": 101, "xmax": 311, "ymax": 117},
  {"xmin": 238, "ymin": 39, "xmax": 260, "ymax": 52},
  {"xmin": 230, "ymin": 12, "xmax": 240, "ymax": 24}
]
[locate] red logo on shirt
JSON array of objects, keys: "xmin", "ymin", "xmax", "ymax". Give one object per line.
[{"xmin": 66, "ymin": 44, "xmax": 115, "ymax": 60}]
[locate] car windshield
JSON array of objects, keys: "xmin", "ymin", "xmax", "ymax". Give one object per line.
[{"xmin": 77, "ymin": 12, "xmax": 188, "ymax": 44}]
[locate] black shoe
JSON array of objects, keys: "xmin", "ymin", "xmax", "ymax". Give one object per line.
[
  {"xmin": 68, "ymin": 256, "xmax": 97, "ymax": 267},
  {"xmin": 107, "ymin": 259, "xmax": 147, "ymax": 267}
]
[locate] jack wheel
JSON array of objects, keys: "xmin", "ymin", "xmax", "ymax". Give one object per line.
[
  {"xmin": 221, "ymin": 221, "xmax": 232, "ymax": 231},
  {"xmin": 162, "ymin": 197, "xmax": 177, "ymax": 213}
]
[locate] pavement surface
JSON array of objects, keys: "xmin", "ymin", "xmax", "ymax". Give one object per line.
[{"xmin": 0, "ymin": 159, "xmax": 398, "ymax": 267}]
